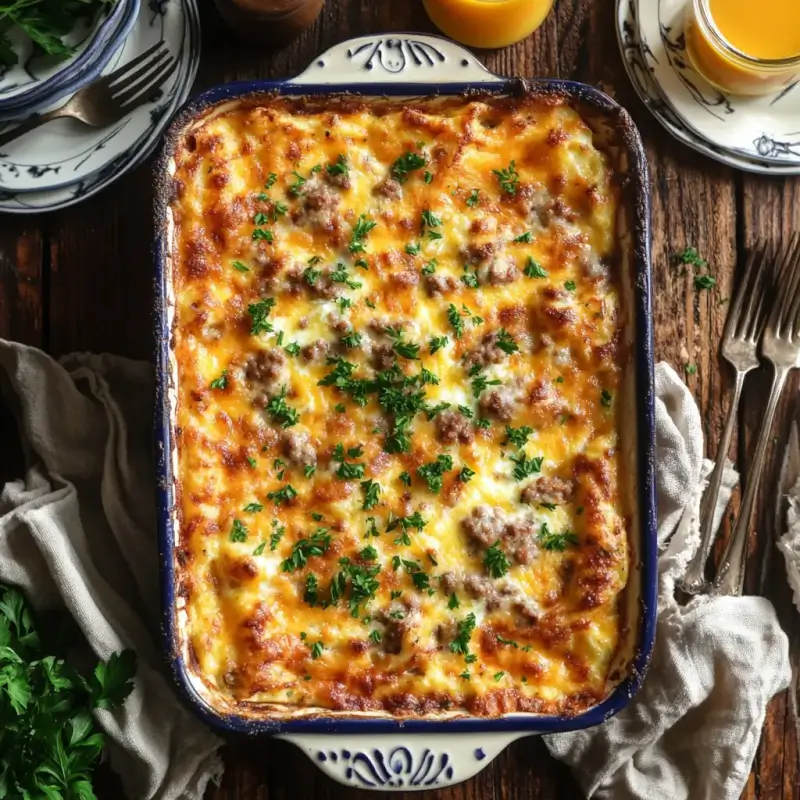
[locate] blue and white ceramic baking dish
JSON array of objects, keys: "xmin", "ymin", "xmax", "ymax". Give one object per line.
[{"xmin": 155, "ymin": 33, "xmax": 657, "ymax": 791}]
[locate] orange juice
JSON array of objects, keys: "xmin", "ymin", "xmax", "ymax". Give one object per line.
[
  {"xmin": 422, "ymin": 0, "xmax": 554, "ymax": 49},
  {"xmin": 685, "ymin": 0, "xmax": 800, "ymax": 95}
]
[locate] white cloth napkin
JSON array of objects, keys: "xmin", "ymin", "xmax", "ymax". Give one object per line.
[
  {"xmin": 0, "ymin": 341, "xmax": 223, "ymax": 800},
  {"xmin": 545, "ymin": 362, "xmax": 791, "ymax": 800}
]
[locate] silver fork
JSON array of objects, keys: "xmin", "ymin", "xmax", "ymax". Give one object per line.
[
  {"xmin": 713, "ymin": 232, "xmax": 800, "ymax": 596},
  {"xmin": 0, "ymin": 42, "xmax": 177, "ymax": 149},
  {"xmin": 679, "ymin": 241, "xmax": 770, "ymax": 595}
]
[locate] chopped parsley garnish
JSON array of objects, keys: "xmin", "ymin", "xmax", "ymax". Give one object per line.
[
  {"xmin": 266, "ymin": 386, "xmax": 300, "ymax": 428},
  {"xmin": 600, "ymin": 389, "xmax": 613, "ymax": 408},
  {"xmin": 694, "ymin": 274, "xmax": 716, "ymax": 290},
  {"xmin": 359, "ymin": 545, "xmax": 378, "ymax": 561},
  {"xmin": 685, "ymin": 363, "xmax": 697, "ymax": 376},
  {"xmin": 421, "ymin": 209, "xmax": 442, "ymax": 230},
  {"xmin": 232, "ymin": 260, "xmax": 250, "ymax": 272},
  {"xmin": 304, "ymin": 574, "xmax": 319, "ymax": 606},
  {"xmin": 425, "ymin": 401, "xmax": 450, "ymax": 420},
  {"xmin": 424, "ymin": 170, "xmax": 433, "ymax": 184},
  {"xmin": 229, "ymin": 519, "xmax": 248, "ymax": 543},
  {"xmin": 420, "ymin": 368, "xmax": 439, "ymax": 386},
  {"xmin": 243, "ymin": 501, "xmax": 264, "ymax": 513},
  {"xmin": 493, "ymin": 671, "xmax": 506, "ymax": 682},
  {"xmin": 253, "ymin": 541, "xmax": 267, "ymax": 556},
  {"xmin": 462, "ymin": 271, "xmax": 479, "ymax": 289},
  {"xmin": 405, "ymin": 242, "xmax": 421, "ymax": 255},
  {"xmin": 304, "ymin": 464, "xmax": 316, "ymax": 478},
  {"xmin": 274, "ymin": 458, "xmax": 285, "ymax": 480},
  {"xmin": 349, "ymin": 214, "xmax": 377, "ymax": 254},
  {"xmin": 254, "ymin": 212, "xmax": 269, "ymax": 225},
  {"xmin": 271, "ymin": 201, "xmax": 288, "ymax": 219},
  {"xmin": 399, "ymin": 471, "xmax": 412, "ymax": 487},
  {"xmin": 459, "ymin": 670, "xmax": 471, "ymax": 680},
  {"xmin": 540, "ymin": 502, "xmax": 557, "ymax": 511},
  {"xmin": 369, "ymin": 629, "xmax": 382, "ymax": 643},
  {"xmin": 538, "ymin": 522, "xmax": 579, "ymax": 551},
  {"xmin": 307, "ymin": 255, "xmax": 322, "ymax": 266},
  {"xmin": 341, "ymin": 331, "xmax": 362, "ymax": 348},
  {"xmin": 365, "ymin": 298, "xmax": 376, "ymax": 309},
  {"xmin": 471, "ymin": 372, "xmax": 501, "ymax": 398},
  {"xmin": 484, "ymin": 540, "xmax": 511, "ymax": 577},
  {"xmin": 428, "ymin": 230, "xmax": 443, "ymax": 241},
  {"xmin": 475, "ymin": 418, "xmax": 491, "ymax": 429},
  {"xmin": 421, "ymin": 258, "xmax": 437, "ymax": 275},
  {"xmin": 361, "ymin": 479, "xmax": 381, "ymax": 510},
  {"xmin": 281, "ymin": 528, "xmax": 331, "ymax": 572},
  {"xmin": 265, "ymin": 172, "xmax": 277, "ymax": 189},
  {"xmin": 252, "ymin": 227, "xmax": 273, "ymax": 242},
  {"xmin": 330, "ymin": 557, "xmax": 381, "ymax": 616},
  {"xmin": 330, "ymin": 263, "xmax": 363, "ymax": 290},
  {"xmin": 496, "ymin": 635, "xmax": 519, "ymax": 648},
  {"xmin": 514, "ymin": 231, "xmax": 534, "ymax": 243},
  {"xmin": 417, "ymin": 454, "xmax": 454, "ymax": 494},
  {"xmin": 672, "ymin": 246, "xmax": 708, "ymax": 270},
  {"xmin": 269, "ymin": 522, "xmax": 285, "ymax": 550},
  {"xmin": 385, "ymin": 326, "xmax": 420, "ymax": 360},
  {"xmin": 448, "ymin": 592, "xmax": 460, "ymax": 609},
  {"xmin": 326, "ymin": 154, "xmax": 348, "ymax": 177},
  {"xmin": 524, "ymin": 257, "xmax": 548, "ymax": 278},
  {"xmin": 337, "ymin": 297, "xmax": 352, "ymax": 311},
  {"xmin": 390, "ymin": 590, "xmax": 402, "ymax": 600},
  {"xmin": 307, "ymin": 640, "xmax": 324, "ymax": 660},
  {"xmin": 365, "ymin": 517, "xmax": 380, "ymax": 538},
  {"xmin": 246, "ymin": 456, "xmax": 257, "ymax": 469},
  {"xmin": 459, "ymin": 405, "xmax": 474, "ymax": 418},
  {"xmin": 504, "ymin": 425, "xmax": 533, "ymax": 448},
  {"xmin": 333, "ymin": 445, "xmax": 366, "ymax": 480},
  {"xmin": 311, "ymin": 512, "xmax": 324, "ymax": 521},
  {"xmin": 449, "ymin": 613, "xmax": 477, "ymax": 655},
  {"xmin": 466, "ymin": 189, "xmax": 480, "ymax": 207},
  {"xmin": 303, "ymin": 266, "xmax": 321, "ymax": 286},
  {"xmin": 429, "ymin": 335, "xmax": 449, "ymax": 354},
  {"xmin": 355, "ymin": 258, "xmax": 369, "ymax": 270},
  {"xmin": 495, "ymin": 329, "xmax": 519, "ymax": 354},
  {"xmin": 289, "ymin": 170, "xmax": 308, "ymax": 196},
  {"xmin": 493, "ymin": 160, "xmax": 519, "ymax": 195},
  {"xmin": 447, "ymin": 303, "xmax": 465, "ymax": 338},
  {"xmin": 509, "ymin": 453, "xmax": 543, "ymax": 481},
  {"xmin": 268, "ymin": 484, "xmax": 298, "ymax": 505},
  {"xmin": 564, "ymin": 280, "xmax": 576, "ymax": 291},
  {"xmin": 209, "ymin": 370, "xmax": 228, "ymax": 390},
  {"xmin": 248, "ymin": 297, "xmax": 276, "ymax": 335},
  {"xmin": 391, "ymin": 151, "xmax": 427, "ymax": 183},
  {"xmin": 458, "ymin": 465, "xmax": 475, "ymax": 483}
]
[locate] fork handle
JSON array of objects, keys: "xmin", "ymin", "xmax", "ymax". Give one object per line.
[
  {"xmin": 0, "ymin": 108, "xmax": 69, "ymax": 150},
  {"xmin": 680, "ymin": 369, "xmax": 746, "ymax": 595},
  {"xmin": 713, "ymin": 365, "xmax": 789, "ymax": 596}
]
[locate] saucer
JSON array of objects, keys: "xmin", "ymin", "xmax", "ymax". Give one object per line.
[
  {"xmin": 636, "ymin": 0, "xmax": 800, "ymax": 167},
  {"xmin": 616, "ymin": 0, "xmax": 800, "ymax": 175}
]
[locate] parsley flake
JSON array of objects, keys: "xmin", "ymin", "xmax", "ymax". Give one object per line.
[
  {"xmin": 484, "ymin": 540, "xmax": 511, "ymax": 577},
  {"xmin": 391, "ymin": 151, "xmax": 427, "ymax": 182},
  {"xmin": 209, "ymin": 370, "xmax": 228, "ymax": 390},
  {"xmin": 493, "ymin": 160, "xmax": 519, "ymax": 195}
]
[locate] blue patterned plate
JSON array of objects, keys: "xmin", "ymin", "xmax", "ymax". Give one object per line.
[
  {"xmin": 0, "ymin": 0, "xmax": 200, "ymax": 213},
  {"xmin": 617, "ymin": 0, "xmax": 800, "ymax": 175},
  {"xmin": 637, "ymin": 0, "xmax": 800, "ymax": 167},
  {"xmin": 0, "ymin": 0, "xmax": 139, "ymax": 115}
]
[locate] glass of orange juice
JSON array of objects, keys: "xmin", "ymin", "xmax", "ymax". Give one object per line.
[
  {"xmin": 685, "ymin": 0, "xmax": 800, "ymax": 96},
  {"xmin": 422, "ymin": 0, "xmax": 555, "ymax": 49}
]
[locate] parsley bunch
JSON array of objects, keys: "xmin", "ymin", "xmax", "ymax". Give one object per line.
[
  {"xmin": 0, "ymin": 586, "xmax": 136, "ymax": 800},
  {"xmin": 0, "ymin": 0, "xmax": 115, "ymax": 66}
]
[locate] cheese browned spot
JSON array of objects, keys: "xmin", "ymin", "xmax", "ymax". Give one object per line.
[{"xmin": 170, "ymin": 93, "xmax": 629, "ymax": 718}]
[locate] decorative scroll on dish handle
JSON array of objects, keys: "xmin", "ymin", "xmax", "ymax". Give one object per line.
[
  {"xmin": 278, "ymin": 732, "xmax": 524, "ymax": 790},
  {"xmin": 291, "ymin": 34, "xmax": 504, "ymax": 85}
]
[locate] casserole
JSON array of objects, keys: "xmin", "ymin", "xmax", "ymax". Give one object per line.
[{"xmin": 155, "ymin": 33, "xmax": 656, "ymax": 790}]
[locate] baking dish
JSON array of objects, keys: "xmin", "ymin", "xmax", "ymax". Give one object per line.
[{"xmin": 155, "ymin": 33, "xmax": 657, "ymax": 790}]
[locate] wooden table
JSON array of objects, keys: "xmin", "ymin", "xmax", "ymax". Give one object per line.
[{"xmin": 1, "ymin": 0, "xmax": 799, "ymax": 797}]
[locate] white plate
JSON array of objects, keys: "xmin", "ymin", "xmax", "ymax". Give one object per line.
[
  {"xmin": 616, "ymin": 0, "xmax": 800, "ymax": 175},
  {"xmin": 637, "ymin": 0, "xmax": 800, "ymax": 166},
  {"xmin": 0, "ymin": 0, "xmax": 200, "ymax": 213},
  {"xmin": 0, "ymin": 0, "xmax": 137, "ymax": 111}
]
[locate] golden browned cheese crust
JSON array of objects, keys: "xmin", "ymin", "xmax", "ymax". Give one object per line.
[{"xmin": 169, "ymin": 93, "xmax": 629, "ymax": 718}]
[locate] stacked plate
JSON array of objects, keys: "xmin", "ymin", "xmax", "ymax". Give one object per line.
[
  {"xmin": 0, "ymin": 0, "xmax": 201, "ymax": 214},
  {"xmin": 616, "ymin": 0, "xmax": 800, "ymax": 175}
]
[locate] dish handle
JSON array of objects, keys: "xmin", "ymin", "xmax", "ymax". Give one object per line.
[
  {"xmin": 291, "ymin": 34, "xmax": 504, "ymax": 86},
  {"xmin": 277, "ymin": 731, "xmax": 525, "ymax": 790}
]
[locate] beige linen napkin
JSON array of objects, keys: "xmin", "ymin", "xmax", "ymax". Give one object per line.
[
  {"xmin": 0, "ymin": 340, "xmax": 223, "ymax": 800},
  {"xmin": 545, "ymin": 363, "xmax": 791, "ymax": 800}
]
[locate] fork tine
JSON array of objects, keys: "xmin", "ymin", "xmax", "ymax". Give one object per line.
[
  {"xmin": 111, "ymin": 49, "xmax": 170, "ymax": 98},
  {"xmin": 783, "ymin": 233, "xmax": 800, "ymax": 336},
  {"xmin": 723, "ymin": 244, "xmax": 760, "ymax": 340},
  {"xmin": 735, "ymin": 240, "xmax": 769, "ymax": 340},
  {"xmin": 767, "ymin": 235, "xmax": 796, "ymax": 332},
  {"xmin": 116, "ymin": 58, "xmax": 178, "ymax": 109},
  {"xmin": 774, "ymin": 233, "xmax": 800, "ymax": 337},
  {"xmin": 107, "ymin": 42, "xmax": 166, "ymax": 87}
]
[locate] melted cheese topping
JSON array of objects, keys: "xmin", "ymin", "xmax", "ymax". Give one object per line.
[{"xmin": 170, "ymin": 94, "xmax": 630, "ymax": 719}]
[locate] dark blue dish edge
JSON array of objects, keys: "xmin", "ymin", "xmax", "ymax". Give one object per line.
[{"xmin": 153, "ymin": 76, "xmax": 657, "ymax": 736}]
